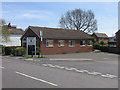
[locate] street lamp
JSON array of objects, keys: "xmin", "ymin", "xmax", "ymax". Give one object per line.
[{"xmin": 40, "ymin": 30, "xmax": 43, "ymax": 57}]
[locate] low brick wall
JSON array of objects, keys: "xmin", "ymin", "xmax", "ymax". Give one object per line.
[{"xmin": 108, "ymin": 47, "xmax": 120, "ymax": 54}]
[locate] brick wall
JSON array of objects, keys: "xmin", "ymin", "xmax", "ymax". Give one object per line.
[
  {"xmin": 98, "ymin": 39, "xmax": 109, "ymax": 44},
  {"xmin": 40, "ymin": 39, "xmax": 93, "ymax": 55}
]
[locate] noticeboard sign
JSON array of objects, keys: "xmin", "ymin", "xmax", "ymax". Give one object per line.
[{"xmin": 27, "ymin": 37, "xmax": 36, "ymax": 45}]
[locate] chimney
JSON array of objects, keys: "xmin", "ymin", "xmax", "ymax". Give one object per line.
[{"xmin": 8, "ymin": 23, "xmax": 11, "ymax": 28}]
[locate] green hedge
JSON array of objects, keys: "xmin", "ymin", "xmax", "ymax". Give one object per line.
[
  {"xmin": 93, "ymin": 43, "xmax": 120, "ymax": 54},
  {"xmin": 2, "ymin": 46, "xmax": 26, "ymax": 56},
  {"xmin": 14, "ymin": 47, "xmax": 26, "ymax": 56}
]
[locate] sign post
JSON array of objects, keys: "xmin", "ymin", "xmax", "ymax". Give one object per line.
[{"xmin": 40, "ymin": 31, "xmax": 43, "ymax": 57}]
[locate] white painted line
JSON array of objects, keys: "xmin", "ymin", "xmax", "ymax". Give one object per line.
[
  {"xmin": 42, "ymin": 64, "xmax": 48, "ymax": 66},
  {"xmin": 48, "ymin": 65, "xmax": 56, "ymax": 68},
  {"xmin": 101, "ymin": 74, "xmax": 117, "ymax": 78},
  {"xmin": 64, "ymin": 67, "xmax": 73, "ymax": 71},
  {"xmin": 42, "ymin": 64, "xmax": 118, "ymax": 79},
  {"xmin": 57, "ymin": 66, "xmax": 65, "ymax": 69},
  {"xmin": 15, "ymin": 71, "xmax": 58, "ymax": 87},
  {"xmin": 87, "ymin": 72, "xmax": 102, "ymax": 75},
  {"xmin": 75, "ymin": 69, "xmax": 85, "ymax": 73},
  {"xmin": 81, "ymin": 70, "xmax": 89, "ymax": 73}
]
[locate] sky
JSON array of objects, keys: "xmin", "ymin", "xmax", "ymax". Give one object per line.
[{"xmin": 2, "ymin": 2, "xmax": 118, "ymax": 37}]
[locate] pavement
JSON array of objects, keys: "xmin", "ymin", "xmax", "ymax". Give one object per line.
[{"xmin": 1, "ymin": 52, "xmax": 119, "ymax": 88}]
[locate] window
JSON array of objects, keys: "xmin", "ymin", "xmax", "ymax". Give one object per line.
[
  {"xmin": 58, "ymin": 40, "xmax": 65, "ymax": 47},
  {"xmin": 46, "ymin": 40, "xmax": 54, "ymax": 47},
  {"xmin": 69, "ymin": 40, "xmax": 75, "ymax": 47},
  {"xmin": 30, "ymin": 40, "xmax": 33, "ymax": 43},
  {"xmin": 80, "ymin": 40, "xmax": 85, "ymax": 46},
  {"xmin": 100, "ymin": 38, "xmax": 104, "ymax": 40},
  {"xmin": 87, "ymin": 40, "xmax": 92, "ymax": 46}
]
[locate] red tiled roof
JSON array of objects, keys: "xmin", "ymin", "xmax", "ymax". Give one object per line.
[
  {"xmin": 8, "ymin": 28, "xmax": 24, "ymax": 34},
  {"xmin": 27, "ymin": 26, "xmax": 93, "ymax": 40},
  {"xmin": 93, "ymin": 33, "xmax": 108, "ymax": 38}
]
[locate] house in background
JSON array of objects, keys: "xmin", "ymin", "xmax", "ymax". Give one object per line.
[
  {"xmin": 116, "ymin": 30, "xmax": 120, "ymax": 48},
  {"xmin": 21, "ymin": 26, "xmax": 94, "ymax": 55},
  {"xmin": 2, "ymin": 23, "xmax": 24, "ymax": 46},
  {"xmin": 108, "ymin": 36, "xmax": 116, "ymax": 46},
  {"xmin": 92, "ymin": 33, "xmax": 109, "ymax": 44}
]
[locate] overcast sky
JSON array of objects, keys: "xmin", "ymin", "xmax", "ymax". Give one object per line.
[{"xmin": 2, "ymin": 2, "xmax": 118, "ymax": 37}]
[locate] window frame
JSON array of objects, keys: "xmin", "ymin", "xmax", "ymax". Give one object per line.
[
  {"xmin": 69, "ymin": 40, "xmax": 75, "ymax": 47},
  {"xmin": 58, "ymin": 40, "xmax": 65, "ymax": 47},
  {"xmin": 46, "ymin": 40, "xmax": 54, "ymax": 47},
  {"xmin": 87, "ymin": 40, "xmax": 92, "ymax": 46},
  {"xmin": 80, "ymin": 40, "xmax": 86, "ymax": 47}
]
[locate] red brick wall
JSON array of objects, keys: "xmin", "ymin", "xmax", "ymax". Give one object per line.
[{"xmin": 40, "ymin": 39, "xmax": 93, "ymax": 55}]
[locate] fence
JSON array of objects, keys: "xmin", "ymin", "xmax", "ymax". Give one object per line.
[{"xmin": 94, "ymin": 45, "xmax": 120, "ymax": 54}]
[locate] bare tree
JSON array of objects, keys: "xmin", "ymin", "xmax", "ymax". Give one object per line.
[{"xmin": 59, "ymin": 9, "xmax": 97, "ymax": 33}]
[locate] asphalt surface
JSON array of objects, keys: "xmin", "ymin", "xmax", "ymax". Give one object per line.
[{"xmin": 1, "ymin": 52, "xmax": 119, "ymax": 88}]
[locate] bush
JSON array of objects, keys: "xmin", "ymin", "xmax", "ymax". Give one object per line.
[
  {"xmin": 23, "ymin": 55, "xmax": 32, "ymax": 58},
  {"xmin": 14, "ymin": 47, "xmax": 26, "ymax": 56},
  {"xmin": 10, "ymin": 46, "xmax": 17, "ymax": 56},
  {"xmin": 36, "ymin": 46, "xmax": 40, "ymax": 55},
  {"xmin": 93, "ymin": 43, "xmax": 101, "ymax": 49},
  {"xmin": 4, "ymin": 47, "xmax": 11, "ymax": 55},
  {"xmin": 100, "ymin": 41, "xmax": 105, "ymax": 45},
  {"xmin": 2, "ymin": 46, "xmax": 6, "ymax": 55},
  {"xmin": 2, "ymin": 46, "xmax": 21, "ymax": 55}
]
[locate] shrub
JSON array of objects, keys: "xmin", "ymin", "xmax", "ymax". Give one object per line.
[
  {"xmin": 2, "ymin": 45, "xmax": 6, "ymax": 55},
  {"xmin": 14, "ymin": 47, "xmax": 26, "ymax": 56},
  {"xmin": 23, "ymin": 55, "xmax": 32, "ymax": 58},
  {"xmin": 100, "ymin": 41, "xmax": 105, "ymax": 45},
  {"xmin": 10, "ymin": 46, "xmax": 17, "ymax": 56},
  {"xmin": 36, "ymin": 46, "xmax": 40, "ymax": 55},
  {"xmin": 4, "ymin": 47, "xmax": 11, "ymax": 55},
  {"xmin": 93, "ymin": 43, "xmax": 101, "ymax": 49}
]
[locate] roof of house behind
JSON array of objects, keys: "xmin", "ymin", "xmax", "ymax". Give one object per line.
[
  {"xmin": 8, "ymin": 28, "xmax": 24, "ymax": 34},
  {"xmin": 28, "ymin": 26, "xmax": 93, "ymax": 40},
  {"xmin": 93, "ymin": 33, "xmax": 108, "ymax": 38},
  {"xmin": 7, "ymin": 23, "xmax": 24, "ymax": 34}
]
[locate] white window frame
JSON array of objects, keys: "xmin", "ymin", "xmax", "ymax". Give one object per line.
[
  {"xmin": 46, "ymin": 40, "xmax": 54, "ymax": 47},
  {"xmin": 58, "ymin": 40, "xmax": 65, "ymax": 47},
  {"xmin": 80, "ymin": 40, "xmax": 86, "ymax": 47},
  {"xmin": 87, "ymin": 40, "xmax": 92, "ymax": 46},
  {"xmin": 69, "ymin": 40, "xmax": 75, "ymax": 47}
]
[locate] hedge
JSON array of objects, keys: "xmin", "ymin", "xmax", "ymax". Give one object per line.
[
  {"xmin": 14, "ymin": 47, "xmax": 26, "ymax": 56},
  {"xmin": 2, "ymin": 46, "xmax": 26, "ymax": 56},
  {"xmin": 93, "ymin": 43, "xmax": 120, "ymax": 54}
]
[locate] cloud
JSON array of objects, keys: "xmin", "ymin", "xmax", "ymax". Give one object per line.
[{"xmin": 21, "ymin": 13, "xmax": 45, "ymax": 19}]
